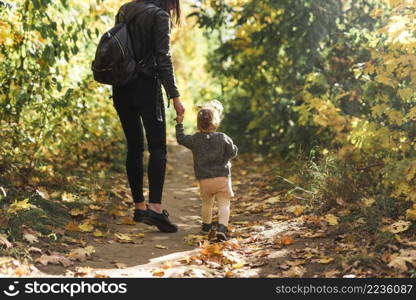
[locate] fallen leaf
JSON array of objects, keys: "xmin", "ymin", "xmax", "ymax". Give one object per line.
[
  {"xmin": 232, "ymin": 221, "xmax": 249, "ymax": 226},
  {"xmin": 74, "ymin": 266, "xmax": 94, "ymax": 277},
  {"xmin": 110, "ymin": 210, "xmax": 126, "ymax": 217},
  {"xmin": 325, "ymin": 214, "xmax": 339, "ymax": 225},
  {"xmin": 114, "ymin": 233, "xmax": 133, "ymax": 243},
  {"xmin": 184, "ymin": 234, "xmax": 205, "ymax": 246},
  {"xmin": 232, "ymin": 262, "xmax": 245, "ymax": 269},
  {"xmin": 89, "ymin": 205, "xmax": 103, "ymax": 211},
  {"xmin": 15, "ymin": 266, "xmax": 29, "ymax": 276},
  {"xmin": 282, "ymin": 266, "xmax": 306, "ymax": 277},
  {"xmin": 362, "ymin": 197, "xmax": 375, "ymax": 207},
  {"xmin": 155, "ymin": 244, "xmax": 167, "ymax": 249},
  {"xmin": 162, "ymin": 261, "xmax": 173, "ymax": 269},
  {"xmin": 61, "ymin": 192, "xmax": 75, "ymax": 202},
  {"xmin": 265, "ymin": 196, "xmax": 280, "ymax": 204},
  {"xmin": 318, "ymin": 257, "xmax": 334, "ymax": 264},
  {"xmin": 324, "ymin": 269, "xmax": 341, "ymax": 278},
  {"xmin": 8, "ymin": 199, "xmax": 34, "ymax": 214},
  {"xmin": 287, "ymin": 205, "xmax": 306, "ymax": 216},
  {"xmin": 115, "ymin": 263, "xmax": 127, "ymax": 269},
  {"xmin": 225, "ymin": 271, "xmax": 235, "ymax": 278},
  {"xmin": 67, "ymin": 246, "xmax": 95, "ymax": 262},
  {"xmin": 65, "ymin": 222, "xmax": 80, "ymax": 232},
  {"xmin": 69, "ymin": 208, "xmax": 87, "ymax": 217},
  {"xmin": 94, "ymin": 273, "xmax": 110, "ymax": 278},
  {"xmin": 0, "ymin": 234, "xmax": 13, "ymax": 248},
  {"xmin": 275, "ymin": 235, "xmax": 294, "ymax": 248},
  {"xmin": 336, "ymin": 197, "xmax": 345, "ymax": 206},
  {"xmin": 406, "ymin": 207, "xmax": 416, "ymax": 221},
  {"xmin": 200, "ymin": 242, "xmax": 223, "ymax": 257},
  {"xmin": 78, "ymin": 222, "xmax": 94, "ymax": 232},
  {"xmin": 129, "ymin": 232, "xmax": 145, "ymax": 238},
  {"xmin": 118, "ymin": 217, "xmax": 136, "ymax": 225},
  {"xmin": 23, "ymin": 233, "xmax": 39, "ymax": 244},
  {"xmin": 388, "ymin": 249, "xmax": 416, "ymax": 271},
  {"xmin": 36, "ymin": 187, "xmax": 50, "ymax": 200},
  {"xmin": 28, "ymin": 247, "xmax": 42, "ymax": 254},
  {"xmin": 387, "ymin": 220, "xmax": 411, "ymax": 234},
  {"xmin": 92, "ymin": 230, "xmax": 104, "ymax": 237},
  {"xmin": 0, "ymin": 257, "xmax": 13, "ymax": 266},
  {"xmin": 36, "ymin": 254, "xmax": 73, "ymax": 267},
  {"xmin": 152, "ymin": 269, "xmax": 165, "ymax": 277}
]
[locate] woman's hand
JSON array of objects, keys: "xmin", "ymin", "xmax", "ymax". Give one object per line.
[{"xmin": 172, "ymin": 97, "xmax": 185, "ymax": 116}]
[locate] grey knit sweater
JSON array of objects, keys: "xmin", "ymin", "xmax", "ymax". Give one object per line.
[{"xmin": 175, "ymin": 124, "xmax": 238, "ymax": 180}]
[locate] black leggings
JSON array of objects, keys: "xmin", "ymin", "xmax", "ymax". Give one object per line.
[{"xmin": 112, "ymin": 75, "xmax": 166, "ymax": 204}]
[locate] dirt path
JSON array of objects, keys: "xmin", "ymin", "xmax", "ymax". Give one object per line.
[{"xmin": 35, "ymin": 145, "xmax": 203, "ymax": 276}]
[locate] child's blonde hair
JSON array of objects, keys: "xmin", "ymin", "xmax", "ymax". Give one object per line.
[{"xmin": 197, "ymin": 100, "xmax": 223, "ymax": 132}]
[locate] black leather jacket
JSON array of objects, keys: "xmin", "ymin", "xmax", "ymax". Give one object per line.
[{"xmin": 115, "ymin": 0, "xmax": 180, "ymax": 99}]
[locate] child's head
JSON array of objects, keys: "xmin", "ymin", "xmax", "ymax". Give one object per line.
[
  {"xmin": 197, "ymin": 108, "xmax": 219, "ymax": 132},
  {"xmin": 197, "ymin": 100, "xmax": 223, "ymax": 133}
]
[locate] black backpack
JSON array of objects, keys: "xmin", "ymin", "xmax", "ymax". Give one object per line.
[{"xmin": 91, "ymin": 4, "xmax": 154, "ymax": 86}]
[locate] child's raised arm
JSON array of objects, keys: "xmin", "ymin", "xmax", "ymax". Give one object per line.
[{"xmin": 175, "ymin": 123, "xmax": 195, "ymax": 150}]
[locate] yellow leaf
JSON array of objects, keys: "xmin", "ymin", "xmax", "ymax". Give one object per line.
[
  {"xmin": 386, "ymin": 220, "xmax": 411, "ymax": 234},
  {"xmin": 78, "ymin": 222, "xmax": 94, "ymax": 232},
  {"xmin": 92, "ymin": 230, "xmax": 104, "ymax": 237},
  {"xmin": 325, "ymin": 214, "xmax": 339, "ymax": 225},
  {"xmin": 406, "ymin": 207, "xmax": 416, "ymax": 221},
  {"xmin": 232, "ymin": 262, "xmax": 245, "ymax": 269},
  {"xmin": 8, "ymin": 199, "xmax": 34, "ymax": 214},
  {"xmin": 89, "ymin": 205, "xmax": 103, "ymax": 211},
  {"xmin": 155, "ymin": 244, "xmax": 167, "ymax": 249},
  {"xmin": 318, "ymin": 257, "xmax": 334, "ymax": 264},
  {"xmin": 362, "ymin": 197, "xmax": 375, "ymax": 207},
  {"xmin": 152, "ymin": 269, "xmax": 165, "ymax": 277},
  {"xmin": 110, "ymin": 210, "xmax": 126, "ymax": 217},
  {"xmin": 265, "ymin": 196, "xmax": 280, "ymax": 204},
  {"xmin": 287, "ymin": 205, "xmax": 306, "ymax": 216},
  {"xmin": 130, "ymin": 232, "xmax": 145, "ymax": 238},
  {"xmin": 114, "ymin": 233, "xmax": 133, "ymax": 243},
  {"xmin": 61, "ymin": 192, "xmax": 75, "ymax": 202},
  {"xmin": 398, "ymin": 87, "xmax": 413, "ymax": 100},
  {"xmin": 69, "ymin": 208, "xmax": 86, "ymax": 216}
]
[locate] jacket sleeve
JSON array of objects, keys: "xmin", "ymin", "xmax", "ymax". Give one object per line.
[
  {"xmin": 223, "ymin": 134, "xmax": 238, "ymax": 160},
  {"xmin": 176, "ymin": 124, "xmax": 194, "ymax": 150},
  {"xmin": 153, "ymin": 9, "xmax": 180, "ymax": 99}
]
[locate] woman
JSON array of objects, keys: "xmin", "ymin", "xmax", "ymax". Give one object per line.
[{"xmin": 112, "ymin": 0, "xmax": 184, "ymax": 233}]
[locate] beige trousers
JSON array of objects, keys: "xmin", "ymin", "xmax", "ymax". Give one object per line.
[{"xmin": 199, "ymin": 177, "xmax": 234, "ymax": 227}]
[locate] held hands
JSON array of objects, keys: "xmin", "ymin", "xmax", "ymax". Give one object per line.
[
  {"xmin": 173, "ymin": 97, "xmax": 185, "ymax": 123},
  {"xmin": 175, "ymin": 114, "xmax": 184, "ymax": 124}
]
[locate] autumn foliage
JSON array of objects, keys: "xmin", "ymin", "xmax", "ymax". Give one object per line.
[{"xmin": 0, "ymin": 0, "xmax": 415, "ymax": 277}]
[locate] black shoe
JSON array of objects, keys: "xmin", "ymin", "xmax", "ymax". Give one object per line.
[
  {"xmin": 143, "ymin": 209, "xmax": 178, "ymax": 233},
  {"xmin": 201, "ymin": 223, "xmax": 212, "ymax": 235},
  {"xmin": 216, "ymin": 224, "xmax": 228, "ymax": 241},
  {"xmin": 133, "ymin": 209, "xmax": 147, "ymax": 223}
]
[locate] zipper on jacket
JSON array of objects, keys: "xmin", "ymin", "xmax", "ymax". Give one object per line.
[{"xmin": 113, "ymin": 34, "xmax": 125, "ymax": 57}]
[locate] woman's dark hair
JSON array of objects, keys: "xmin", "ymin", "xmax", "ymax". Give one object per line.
[
  {"xmin": 160, "ymin": 0, "xmax": 181, "ymax": 25},
  {"xmin": 197, "ymin": 108, "xmax": 220, "ymax": 132}
]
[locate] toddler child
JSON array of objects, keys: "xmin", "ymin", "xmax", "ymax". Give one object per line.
[{"xmin": 175, "ymin": 101, "xmax": 238, "ymax": 241}]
